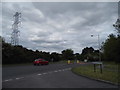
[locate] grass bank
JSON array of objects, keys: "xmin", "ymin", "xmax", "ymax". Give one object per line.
[{"xmin": 71, "ymin": 62, "xmax": 119, "ymax": 85}]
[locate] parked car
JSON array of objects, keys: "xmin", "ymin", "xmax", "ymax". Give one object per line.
[{"xmin": 33, "ymin": 58, "xmax": 49, "ymax": 65}]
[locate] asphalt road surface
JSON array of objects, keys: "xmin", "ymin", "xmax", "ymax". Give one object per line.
[{"xmin": 2, "ymin": 63, "xmax": 118, "ymax": 88}]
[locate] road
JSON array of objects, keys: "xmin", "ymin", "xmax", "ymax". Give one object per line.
[{"xmin": 2, "ymin": 63, "xmax": 118, "ymax": 88}]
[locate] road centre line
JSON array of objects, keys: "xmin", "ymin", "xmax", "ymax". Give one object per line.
[
  {"xmin": 37, "ymin": 68, "xmax": 70, "ymax": 76},
  {"xmin": 3, "ymin": 77, "xmax": 24, "ymax": 82},
  {"xmin": 3, "ymin": 79, "xmax": 13, "ymax": 82},
  {"xmin": 37, "ymin": 68, "xmax": 71, "ymax": 76},
  {"xmin": 38, "ymin": 74, "xmax": 42, "ymax": 75},
  {"xmin": 3, "ymin": 68, "xmax": 71, "ymax": 82},
  {"xmin": 16, "ymin": 77, "xmax": 24, "ymax": 80},
  {"xmin": 54, "ymin": 70, "xmax": 58, "ymax": 72},
  {"xmin": 58, "ymin": 70, "xmax": 62, "ymax": 71},
  {"xmin": 42, "ymin": 73, "xmax": 47, "ymax": 74}
]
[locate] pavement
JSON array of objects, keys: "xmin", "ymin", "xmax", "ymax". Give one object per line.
[{"xmin": 2, "ymin": 63, "xmax": 119, "ymax": 88}]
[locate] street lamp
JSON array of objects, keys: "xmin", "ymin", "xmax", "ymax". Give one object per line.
[
  {"xmin": 113, "ymin": 1, "xmax": 120, "ymax": 34},
  {"xmin": 91, "ymin": 34, "xmax": 101, "ymax": 62},
  {"xmin": 91, "ymin": 34, "xmax": 103, "ymax": 74}
]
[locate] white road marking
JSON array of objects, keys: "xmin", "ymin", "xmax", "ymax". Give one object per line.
[
  {"xmin": 58, "ymin": 70, "xmax": 62, "ymax": 71},
  {"xmin": 16, "ymin": 78, "xmax": 20, "ymax": 80},
  {"xmin": 16, "ymin": 77, "xmax": 24, "ymax": 80},
  {"xmin": 38, "ymin": 74, "xmax": 42, "ymax": 75},
  {"xmin": 3, "ymin": 67, "xmax": 72, "ymax": 83},
  {"xmin": 37, "ymin": 68, "xmax": 71, "ymax": 76},
  {"xmin": 3, "ymin": 77, "xmax": 24, "ymax": 82},
  {"xmin": 3, "ymin": 79, "xmax": 13, "ymax": 82},
  {"xmin": 54, "ymin": 71, "xmax": 58, "ymax": 72},
  {"xmin": 43, "ymin": 73, "xmax": 47, "ymax": 74}
]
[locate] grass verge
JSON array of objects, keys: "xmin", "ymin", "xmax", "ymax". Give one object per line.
[{"xmin": 71, "ymin": 64, "xmax": 119, "ymax": 85}]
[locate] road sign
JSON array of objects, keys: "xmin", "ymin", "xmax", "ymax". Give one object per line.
[
  {"xmin": 92, "ymin": 62, "xmax": 103, "ymax": 74},
  {"xmin": 92, "ymin": 62, "xmax": 103, "ymax": 64}
]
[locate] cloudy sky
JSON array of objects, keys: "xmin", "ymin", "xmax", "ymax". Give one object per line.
[{"xmin": 1, "ymin": 2, "xmax": 118, "ymax": 53}]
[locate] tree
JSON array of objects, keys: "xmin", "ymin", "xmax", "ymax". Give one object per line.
[
  {"xmin": 81, "ymin": 47, "xmax": 94, "ymax": 55},
  {"xmin": 113, "ymin": 18, "xmax": 120, "ymax": 34},
  {"xmin": 2, "ymin": 36, "xmax": 52, "ymax": 64},
  {"xmin": 61, "ymin": 49, "xmax": 74, "ymax": 60},
  {"xmin": 81, "ymin": 47, "xmax": 99, "ymax": 61},
  {"xmin": 103, "ymin": 34, "xmax": 120, "ymax": 62},
  {"xmin": 51, "ymin": 52, "xmax": 60, "ymax": 62},
  {"xmin": 74, "ymin": 53, "xmax": 81, "ymax": 60}
]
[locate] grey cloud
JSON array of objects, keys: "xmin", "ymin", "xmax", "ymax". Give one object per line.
[
  {"xmin": 32, "ymin": 2, "xmax": 98, "ymax": 15},
  {"xmin": 31, "ymin": 39, "xmax": 63, "ymax": 44},
  {"xmin": 2, "ymin": 2, "xmax": 118, "ymax": 53},
  {"xmin": 32, "ymin": 2, "xmax": 117, "ymax": 33}
]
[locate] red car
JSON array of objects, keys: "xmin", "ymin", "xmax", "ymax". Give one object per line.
[{"xmin": 33, "ymin": 58, "xmax": 49, "ymax": 65}]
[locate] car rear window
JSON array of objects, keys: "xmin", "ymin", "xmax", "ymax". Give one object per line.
[{"xmin": 35, "ymin": 59, "xmax": 46, "ymax": 61}]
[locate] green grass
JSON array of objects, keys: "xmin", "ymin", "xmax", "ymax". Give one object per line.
[
  {"xmin": 72, "ymin": 64, "xmax": 119, "ymax": 85},
  {"xmin": 103, "ymin": 61, "xmax": 117, "ymax": 65},
  {"xmin": 104, "ymin": 65, "xmax": 118, "ymax": 70},
  {"xmin": 103, "ymin": 61, "xmax": 119, "ymax": 70}
]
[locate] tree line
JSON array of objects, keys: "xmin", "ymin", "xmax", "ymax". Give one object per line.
[{"xmin": 1, "ymin": 28, "xmax": 120, "ymax": 64}]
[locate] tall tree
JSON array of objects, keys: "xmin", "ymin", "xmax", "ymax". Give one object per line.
[
  {"xmin": 74, "ymin": 53, "xmax": 81, "ymax": 60},
  {"xmin": 51, "ymin": 52, "xmax": 60, "ymax": 62},
  {"xmin": 61, "ymin": 49, "xmax": 74, "ymax": 60},
  {"xmin": 103, "ymin": 34, "xmax": 120, "ymax": 62},
  {"xmin": 81, "ymin": 47, "xmax": 99, "ymax": 61}
]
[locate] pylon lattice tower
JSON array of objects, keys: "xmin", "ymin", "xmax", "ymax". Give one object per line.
[{"xmin": 11, "ymin": 12, "xmax": 21, "ymax": 45}]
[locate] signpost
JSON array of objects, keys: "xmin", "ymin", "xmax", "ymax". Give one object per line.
[{"xmin": 92, "ymin": 62, "xmax": 103, "ymax": 74}]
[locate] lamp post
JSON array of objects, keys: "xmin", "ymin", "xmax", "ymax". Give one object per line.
[
  {"xmin": 91, "ymin": 34, "xmax": 102, "ymax": 74},
  {"xmin": 113, "ymin": 1, "xmax": 120, "ymax": 34},
  {"xmin": 91, "ymin": 34, "xmax": 101, "ymax": 62}
]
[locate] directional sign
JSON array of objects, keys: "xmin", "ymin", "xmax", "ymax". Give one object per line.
[
  {"xmin": 92, "ymin": 62, "xmax": 103, "ymax": 64},
  {"xmin": 92, "ymin": 62, "xmax": 103, "ymax": 74}
]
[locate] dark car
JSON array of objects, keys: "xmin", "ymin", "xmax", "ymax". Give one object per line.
[{"xmin": 33, "ymin": 58, "xmax": 49, "ymax": 66}]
